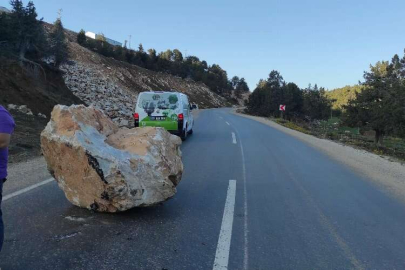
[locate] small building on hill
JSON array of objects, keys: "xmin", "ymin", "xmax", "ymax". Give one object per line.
[{"xmin": 85, "ymin": 31, "xmax": 122, "ymax": 47}]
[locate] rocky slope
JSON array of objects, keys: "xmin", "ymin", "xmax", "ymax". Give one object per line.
[
  {"xmin": 1, "ymin": 26, "xmax": 235, "ymax": 162},
  {"xmin": 59, "ymin": 38, "xmax": 232, "ymax": 126}
]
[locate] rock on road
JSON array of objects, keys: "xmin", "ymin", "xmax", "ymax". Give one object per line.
[{"xmin": 1, "ymin": 108, "xmax": 405, "ymax": 270}]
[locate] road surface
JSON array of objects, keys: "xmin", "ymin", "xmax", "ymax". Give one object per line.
[{"xmin": 2, "ymin": 108, "xmax": 405, "ymax": 270}]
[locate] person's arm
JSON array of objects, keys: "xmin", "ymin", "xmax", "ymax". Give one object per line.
[
  {"xmin": 0, "ymin": 133, "xmax": 11, "ymax": 148},
  {"xmin": 0, "ymin": 110, "xmax": 15, "ymax": 148}
]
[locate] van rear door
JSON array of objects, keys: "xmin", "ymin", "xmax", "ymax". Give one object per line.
[{"xmin": 136, "ymin": 92, "xmax": 180, "ymax": 131}]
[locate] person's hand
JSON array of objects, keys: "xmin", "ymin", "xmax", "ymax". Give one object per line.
[{"xmin": 3, "ymin": 178, "xmax": 7, "ymax": 183}]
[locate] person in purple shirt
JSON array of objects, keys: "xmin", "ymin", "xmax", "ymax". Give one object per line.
[{"xmin": 0, "ymin": 105, "xmax": 15, "ymax": 252}]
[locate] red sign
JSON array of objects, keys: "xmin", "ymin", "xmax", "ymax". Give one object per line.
[{"xmin": 279, "ymin": 105, "xmax": 286, "ymax": 111}]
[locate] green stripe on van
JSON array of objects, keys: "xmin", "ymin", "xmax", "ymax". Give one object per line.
[{"xmin": 140, "ymin": 116, "xmax": 178, "ymax": 131}]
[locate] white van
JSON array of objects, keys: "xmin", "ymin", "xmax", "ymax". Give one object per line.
[{"xmin": 133, "ymin": 91, "xmax": 194, "ymax": 140}]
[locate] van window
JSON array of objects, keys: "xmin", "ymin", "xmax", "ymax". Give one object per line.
[
  {"xmin": 138, "ymin": 93, "xmax": 179, "ymax": 113},
  {"xmin": 182, "ymin": 96, "xmax": 189, "ymax": 110}
]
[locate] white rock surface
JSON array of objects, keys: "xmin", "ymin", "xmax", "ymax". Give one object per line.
[
  {"xmin": 7, "ymin": 104, "xmax": 36, "ymax": 116},
  {"xmin": 41, "ymin": 105, "xmax": 183, "ymax": 212},
  {"xmin": 60, "ymin": 62, "xmax": 137, "ymax": 127},
  {"xmin": 38, "ymin": 113, "xmax": 47, "ymax": 119}
]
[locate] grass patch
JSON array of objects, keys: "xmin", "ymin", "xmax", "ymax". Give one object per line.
[
  {"xmin": 271, "ymin": 117, "xmax": 405, "ymax": 161},
  {"xmin": 274, "ymin": 118, "xmax": 311, "ymax": 134}
]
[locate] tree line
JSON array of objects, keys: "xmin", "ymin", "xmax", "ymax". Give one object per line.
[
  {"xmin": 342, "ymin": 54, "xmax": 405, "ymax": 144},
  {"xmin": 247, "ymin": 51, "xmax": 405, "ymax": 145},
  {"xmin": 76, "ymin": 30, "xmax": 249, "ymax": 96},
  {"xmin": 1, "ymin": 0, "xmax": 248, "ymax": 99},
  {"xmin": 246, "ymin": 70, "xmax": 332, "ymax": 121},
  {"xmin": 0, "ymin": 0, "xmax": 68, "ymax": 68}
]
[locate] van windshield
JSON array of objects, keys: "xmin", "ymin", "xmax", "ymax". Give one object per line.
[{"xmin": 138, "ymin": 93, "xmax": 179, "ymax": 112}]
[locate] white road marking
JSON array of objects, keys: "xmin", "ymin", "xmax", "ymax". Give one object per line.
[
  {"xmin": 231, "ymin": 128, "xmax": 249, "ymax": 269},
  {"xmin": 2, "ymin": 178, "xmax": 54, "ymax": 202},
  {"xmin": 232, "ymin": 132, "xmax": 237, "ymax": 144},
  {"xmin": 226, "ymin": 121, "xmax": 230, "ymax": 126},
  {"xmin": 213, "ymin": 180, "xmax": 237, "ymax": 270},
  {"xmin": 219, "ymin": 116, "xmax": 224, "ymax": 119},
  {"xmin": 239, "ymin": 136, "xmax": 249, "ymax": 270}
]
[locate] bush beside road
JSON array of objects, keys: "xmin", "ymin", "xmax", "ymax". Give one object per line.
[{"xmin": 273, "ymin": 116, "xmax": 405, "ymax": 162}]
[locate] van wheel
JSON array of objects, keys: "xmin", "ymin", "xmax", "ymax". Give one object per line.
[
  {"xmin": 188, "ymin": 128, "xmax": 193, "ymax": 135},
  {"xmin": 181, "ymin": 128, "xmax": 187, "ymax": 141}
]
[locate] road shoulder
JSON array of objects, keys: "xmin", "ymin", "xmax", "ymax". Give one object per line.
[
  {"xmin": 4, "ymin": 156, "xmax": 51, "ymax": 196},
  {"xmin": 233, "ymin": 111, "xmax": 405, "ymax": 204}
]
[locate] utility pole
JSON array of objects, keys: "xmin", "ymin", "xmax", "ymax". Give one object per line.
[{"xmin": 129, "ymin": 35, "xmax": 132, "ymax": 49}]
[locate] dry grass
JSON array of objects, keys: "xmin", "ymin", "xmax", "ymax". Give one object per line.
[{"xmin": 272, "ymin": 117, "xmax": 405, "ymax": 161}]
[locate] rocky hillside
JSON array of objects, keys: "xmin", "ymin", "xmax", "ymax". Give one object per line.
[
  {"xmin": 1, "ymin": 25, "xmax": 235, "ymax": 162},
  {"xmin": 56, "ymin": 31, "xmax": 233, "ymax": 126}
]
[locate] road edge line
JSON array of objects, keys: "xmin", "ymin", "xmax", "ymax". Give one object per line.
[
  {"xmin": 3, "ymin": 178, "xmax": 54, "ymax": 202},
  {"xmin": 238, "ymin": 136, "xmax": 249, "ymax": 270}
]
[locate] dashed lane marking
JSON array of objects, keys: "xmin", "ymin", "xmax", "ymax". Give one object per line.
[{"xmin": 232, "ymin": 132, "xmax": 237, "ymax": 144}]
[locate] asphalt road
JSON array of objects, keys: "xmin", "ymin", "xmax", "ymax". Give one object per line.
[{"xmin": 2, "ymin": 108, "xmax": 405, "ymax": 270}]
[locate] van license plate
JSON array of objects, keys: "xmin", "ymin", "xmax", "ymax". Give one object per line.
[{"xmin": 151, "ymin": 116, "xmax": 166, "ymax": 121}]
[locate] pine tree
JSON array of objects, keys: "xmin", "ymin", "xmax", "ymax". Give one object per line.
[
  {"xmin": 77, "ymin": 29, "xmax": 86, "ymax": 45},
  {"xmin": 9, "ymin": 0, "xmax": 47, "ymax": 60},
  {"xmin": 49, "ymin": 17, "xmax": 68, "ymax": 67},
  {"xmin": 96, "ymin": 33, "xmax": 106, "ymax": 42},
  {"xmin": 148, "ymin": 48, "xmax": 157, "ymax": 59},
  {"xmin": 231, "ymin": 76, "xmax": 239, "ymax": 89},
  {"xmin": 0, "ymin": 12, "xmax": 11, "ymax": 54},
  {"xmin": 173, "ymin": 49, "xmax": 183, "ymax": 62},
  {"xmin": 236, "ymin": 78, "xmax": 249, "ymax": 92},
  {"xmin": 161, "ymin": 49, "xmax": 173, "ymax": 61},
  {"xmin": 343, "ymin": 58, "xmax": 405, "ymax": 144},
  {"xmin": 138, "ymin": 43, "xmax": 144, "ymax": 53}
]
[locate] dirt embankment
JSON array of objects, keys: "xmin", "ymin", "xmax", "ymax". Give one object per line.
[
  {"xmin": 0, "ymin": 59, "xmax": 84, "ymax": 162},
  {"xmin": 0, "ymin": 59, "xmax": 83, "ymax": 117}
]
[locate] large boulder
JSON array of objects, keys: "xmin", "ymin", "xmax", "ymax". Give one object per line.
[{"xmin": 41, "ymin": 105, "xmax": 183, "ymax": 212}]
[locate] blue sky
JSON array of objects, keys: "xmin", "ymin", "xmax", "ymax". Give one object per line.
[{"xmin": 2, "ymin": 0, "xmax": 405, "ymax": 90}]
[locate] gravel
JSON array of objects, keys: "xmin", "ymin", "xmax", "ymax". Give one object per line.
[{"xmin": 236, "ymin": 112, "xmax": 405, "ymax": 203}]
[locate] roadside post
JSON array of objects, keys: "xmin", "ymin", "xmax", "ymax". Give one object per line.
[{"xmin": 279, "ymin": 104, "xmax": 286, "ymax": 119}]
